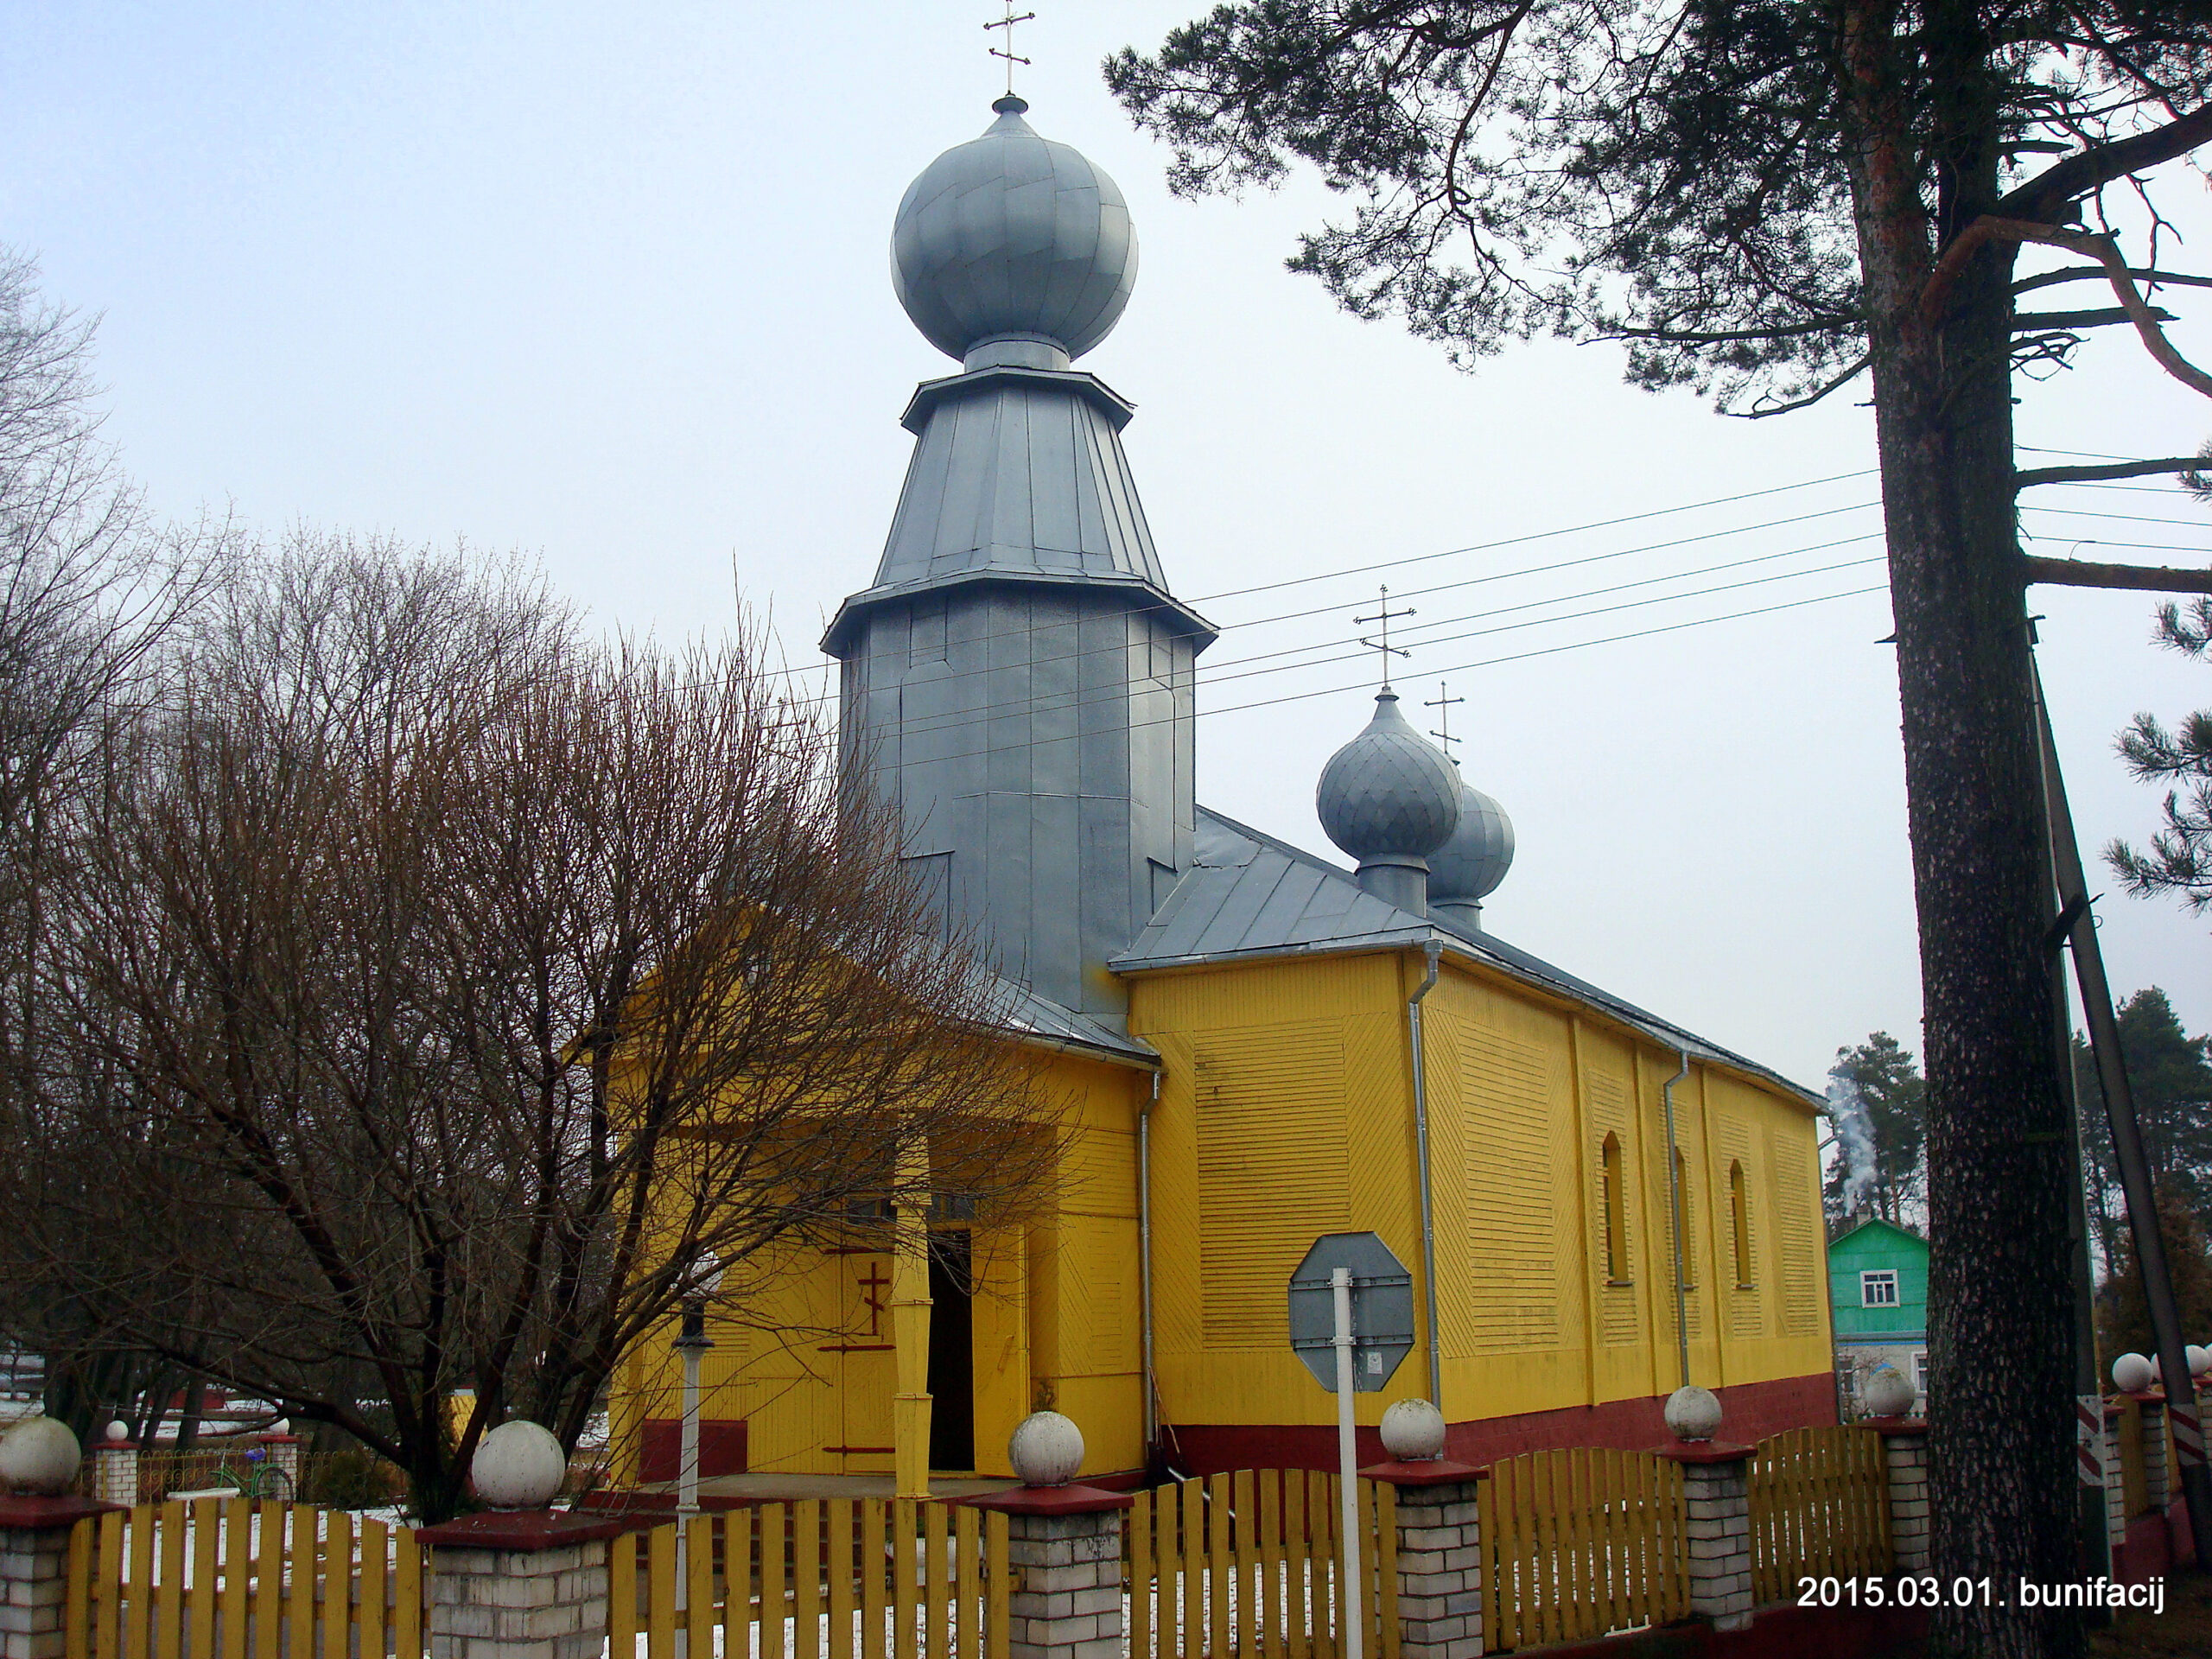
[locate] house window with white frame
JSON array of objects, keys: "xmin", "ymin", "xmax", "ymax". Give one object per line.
[
  {"xmin": 1860, "ymin": 1269, "xmax": 1899, "ymax": 1307},
  {"xmin": 1912, "ymin": 1350, "xmax": 1929, "ymax": 1394}
]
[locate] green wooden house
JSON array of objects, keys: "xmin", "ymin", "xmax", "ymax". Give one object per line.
[{"xmin": 1828, "ymin": 1216, "xmax": 1929, "ymax": 1414}]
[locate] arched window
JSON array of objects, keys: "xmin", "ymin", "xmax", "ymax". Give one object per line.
[
  {"xmin": 1674, "ymin": 1148, "xmax": 1696, "ymax": 1288},
  {"xmin": 1600, "ymin": 1133, "xmax": 1627, "ymax": 1281},
  {"xmin": 1730, "ymin": 1160, "xmax": 1752, "ymax": 1287}
]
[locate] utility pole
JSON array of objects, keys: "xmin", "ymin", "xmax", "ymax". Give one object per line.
[{"xmin": 2033, "ymin": 660, "xmax": 2211, "ymax": 1567}]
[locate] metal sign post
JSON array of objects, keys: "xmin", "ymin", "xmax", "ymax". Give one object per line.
[
  {"xmin": 1289, "ymin": 1231, "xmax": 1415, "ymax": 1659},
  {"xmin": 1332, "ymin": 1268, "xmax": 1364, "ymax": 1659}
]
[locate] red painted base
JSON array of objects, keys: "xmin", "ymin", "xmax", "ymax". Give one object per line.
[
  {"xmin": 2115, "ymin": 1500, "xmax": 2196, "ymax": 1584},
  {"xmin": 1162, "ymin": 1373, "xmax": 1838, "ymax": 1475},
  {"xmin": 638, "ymin": 1419, "xmax": 748, "ymax": 1483}
]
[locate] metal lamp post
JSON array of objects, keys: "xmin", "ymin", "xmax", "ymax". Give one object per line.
[
  {"xmin": 673, "ymin": 1251, "xmax": 723, "ymax": 1522},
  {"xmin": 672, "ymin": 1252, "xmax": 723, "ymax": 1659}
]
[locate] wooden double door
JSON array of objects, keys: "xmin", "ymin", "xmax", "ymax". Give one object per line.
[{"xmin": 828, "ymin": 1236, "xmax": 973, "ymax": 1475}]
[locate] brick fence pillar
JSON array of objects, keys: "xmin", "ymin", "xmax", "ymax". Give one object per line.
[
  {"xmin": 1660, "ymin": 1441, "xmax": 1754, "ymax": 1634},
  {"xmin": 1362, "ymin": 1457, "xmax": 1487, "ymax": 1659},
  {"xmin": 2102, "ymin": 1402, "xmax": 2127, "ymax": 1548},
  {"xmin": 254, "ymin": 1432, "xmax": 302, "ymax": 1498},
  {"xmin": 414, "ymin": 1510, "xmax": 632, "ymax": 1659},
  {"xmin": 0, "ymin": 1496, "xmax": 124, "ymax": 1659},
  {"xmin": 1865, "ymin": 1417, "xmax": 1929, "ymax": 1574},
  {"xmin": 2134, "ymin": 1392, "xmax": 2171, "ymax": 1514},
  {"xmin": 90, "ymin": 1434, "xmax": 137, "ymax": 1510},
  {"xmin": 963, "ymin": 1484, "xmax": 1130, "ymax": 1659}
]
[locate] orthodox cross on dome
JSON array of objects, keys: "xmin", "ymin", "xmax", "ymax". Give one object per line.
[
  {"xmin": 984, "ymin": 2, "xmax": 1037, "ymax": 98},
  {"xmin": 1426, "ymin": 682, "xmax": 1465, "ymax": 762},
  {"xmin": 1355, "ymin": 584, "xmax": 1414, "ymax": 692}
]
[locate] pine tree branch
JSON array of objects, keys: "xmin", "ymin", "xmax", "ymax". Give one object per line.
[
  {"xmin": 2021, "ymin": 556, "xmax": 2212, "ymax": 592},
  {"xmin": 2014, "ymin": 305, "xmax": 2176, "ymax": 331},
  {"xmin": 1999, "ymin": 105, "xmax": 2212, "ymax": 225},
  {"xmin": 2014, "ymin": 265, "xmax": 2212, "ymax": 296},
  {"xmin": 1722, "ymin": 354, "xmax": 1871, "ymax": 418},
  {"xmin": 2015, "ymin": 457, "xmax": 2209, "ymax": 486},
  {"xmin": 1924, "ymin": 219, "xmax": 2212, "ymax": 398}
]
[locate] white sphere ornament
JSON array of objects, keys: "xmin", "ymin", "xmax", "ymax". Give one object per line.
[
  {"xmin": 2113, "ymin": 1352, "xmax": 2155, "ymax": 1394},
  {"xmin": 2190, "ymin": 1344, "xmax": 2212, "ymax": 1379},
  {"xmin": 1861, "ymin": 1365, "xmax": 1917, "ymax": 1419},
  {"xmin": 1663, "ymin": 1385, "xmax": 1724, "ymax": 1443},
  {"xmin": 1007, "ymin": 1412, "xmax": 1084, "ymax": 1487},
  {"xmin": 0, "ymin": 1417, "xmax": 82, "ymax": 1495},
  {"xmin": 469, "ymin": 1421, "xmax": 567, "ymax": 1510},
  {"xmin": 104, "ymin": 1421, "xmax": 128, "ymax": 1445},
  {"xmin": 1379, "ymin": 1399, "xmax": 1447, "ymax": 1461}
]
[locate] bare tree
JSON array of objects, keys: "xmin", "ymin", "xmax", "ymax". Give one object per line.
[
  {"xmin": 9, "ymin": 533, "xmax": 1055, "ymax": 1521},
  {"xmin": 0, "ymin": 248, "xmax": 228, "ymax": 1434}
]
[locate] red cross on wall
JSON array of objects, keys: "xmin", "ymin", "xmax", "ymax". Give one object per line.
[{"xmin": 857, "ymin": 1262, "xmax": 892, "ymax": 1336}]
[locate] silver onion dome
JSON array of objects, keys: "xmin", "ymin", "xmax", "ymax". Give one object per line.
[
  {"xmin": 1429, "ymin": 779, "xmax": 1515, "ymax": 923},
  {"xmin": 892, "ymin": 97, "xmax": 1138, "ymax": 365},
  {"xmin": 1316, "ymin": 692, "xmax": 1463, "ymax": 906}
]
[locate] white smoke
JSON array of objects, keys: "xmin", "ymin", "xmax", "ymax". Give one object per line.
[{"xmin": 1827, "ymin": 1068, "xmax": 1878, "ymax": 1214}]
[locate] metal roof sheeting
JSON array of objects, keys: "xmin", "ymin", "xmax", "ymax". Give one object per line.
[
  {"xmin": 978, "ymin": 970, "xmax": 1160, "ymax": 1067},
  {"xmin": 1114, "ymin": 807, "xmax": 1821, "ymax": 1107}
]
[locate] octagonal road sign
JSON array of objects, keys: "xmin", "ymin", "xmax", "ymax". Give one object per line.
[{"xmin": 1287, "ymin": 1231, "xmax": 1415, "ymax": 1393}]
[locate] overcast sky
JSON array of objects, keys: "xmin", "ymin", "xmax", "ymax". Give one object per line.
[{"xmin": 5, "ymin": 1, "xmax": 2208, "ymax": 1092}]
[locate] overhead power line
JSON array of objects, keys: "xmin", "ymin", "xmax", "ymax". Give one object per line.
[{"xmin": 859, "ymin": 582, "xmax": 1894, "ymax": 775}]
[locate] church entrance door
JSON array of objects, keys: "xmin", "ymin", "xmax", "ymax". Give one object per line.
[
  {"xmin": 926, "ymin": 1231, "xmax": 975, "ymax": 1472},
  {"xmin": 833, "ymin": 1250, "xmax": 894, "ymax": 1475}
]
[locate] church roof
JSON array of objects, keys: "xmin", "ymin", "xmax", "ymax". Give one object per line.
[
  {"xmin": 978, "ymin": 969, "xmax": 1161, "ymax": 1069},
  {"xmin": 1115, "ymin": 807, "xmax": 1821, "ymax": 1107}
]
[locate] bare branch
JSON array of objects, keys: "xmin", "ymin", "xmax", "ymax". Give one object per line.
[
  {"xmin": 2022, "ymin": 555, "xmax": 2212, "ymax": 592},
  {"xmin": 2015, "ymin": 457, "xmax": 2209, "ymax": 486},
  {"xmin": 1924, "ymin": 219, "xmax": 2212, "ymax": 398}
]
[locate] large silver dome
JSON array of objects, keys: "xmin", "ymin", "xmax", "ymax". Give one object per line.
[
  {"xmin": 1430, "ymin": 779, "xmax": 1515, "ymax": 908},
  {"xmin": 892, "ymin": 98, "xmax": 1137, "ymax": 364},
  {"xmin": 1316, "ymin": 692, "xmax": 1462, "ymax": 864}
]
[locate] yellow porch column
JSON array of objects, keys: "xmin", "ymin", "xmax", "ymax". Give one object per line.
[{"xmin": 891, "ymin": 1137, "xmax": 933, "ymax": 1498}]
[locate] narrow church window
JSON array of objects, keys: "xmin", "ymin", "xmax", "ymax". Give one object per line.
[
  {"xmin": 1600, "ymin": 1133, "xmax": 1628, "ymax": 1282},
  {"xmin": 1730, "ymin": 1160, "xmax": 1753, "ymax": 1287},
  {"xmin": 1674, "ymin": 1148, "xmax": 1695, "ymax": 1288}
]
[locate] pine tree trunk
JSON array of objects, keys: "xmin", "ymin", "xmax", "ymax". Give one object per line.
[{"xmin": 1842, "ymin": 1, "xmax": 2082, "ymax": 1651}]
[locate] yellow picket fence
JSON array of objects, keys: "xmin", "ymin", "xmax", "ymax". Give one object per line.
[
  {"xmin": 1478, "ymin": 1447, "xmax": 1686, "ymax": 1651},
  {"xmin": 62, "ymin": 1500, "xmax": 422, "ymax": 1659},
  {"xmin": 1126, "ymin": 1471, "xmax": 1398, "ymax": 1659},
  {"xmin": 607, "ymin": 1499, "xmax": 1011, "ymax": 1659},
  {"xmin": 1745, "ymin": 1427, "xmax": 1891, "ymax": 1603}
]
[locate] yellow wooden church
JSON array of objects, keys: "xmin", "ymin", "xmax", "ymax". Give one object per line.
[{"xmin": 608, "ymin": 93, "xmax": 1834, "ymax": 1492}]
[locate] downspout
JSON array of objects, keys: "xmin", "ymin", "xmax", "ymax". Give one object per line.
[
  {"xmin": 1139, "ymin": 1070, "xmax": 1159, "ymax": 1455},
  {"xmin": 1662, "ymin": 1048, "xmax": 1692, "ymax": 1391},
  {"xmin": 1408, "ymin": 939, "xmax": 1444, "ymax": 1410}
]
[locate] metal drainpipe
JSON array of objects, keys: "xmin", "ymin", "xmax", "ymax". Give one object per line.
[
  {"xmin": 1139, "ymin": 1069, "xmax": 1160, "ymax": 1455},
  {"xmin": 1408, "ymin": 939, "xmax": 1444, "ymax": 1410},
  {"xmin": 1662, "ymin": 1048, "xmax": 1692, "ymax": 1391}
]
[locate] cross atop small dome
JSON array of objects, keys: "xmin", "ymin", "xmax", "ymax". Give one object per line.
[{"xmin": 1316, "ymin": 690, "xmax": 1463, "ymax": 914}]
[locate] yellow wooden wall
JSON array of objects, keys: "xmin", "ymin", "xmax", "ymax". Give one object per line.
[
  {"xmin": 608, "ymin": 1047, "xmax": 1147, "ymax": 1483},
  {"xmin": 610, "ymin": 942, "xmax": 1831, "ymax": 1484},
  {"xmin": 1126, "ymin": 947, "xmax": 1832, "ymax": 1435}
]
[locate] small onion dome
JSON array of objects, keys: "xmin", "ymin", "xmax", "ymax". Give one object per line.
[
  {"xmin": 893, "ymin": 97, "xmax": 1137, "ymax": 365},
  {"xmin": 1429, "ymin": 779, "xmax": 1515, "ymax": 910},
  {"xmin": 1316, "ymin": 691, "xmax": 1462, "ymax": 864}
]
